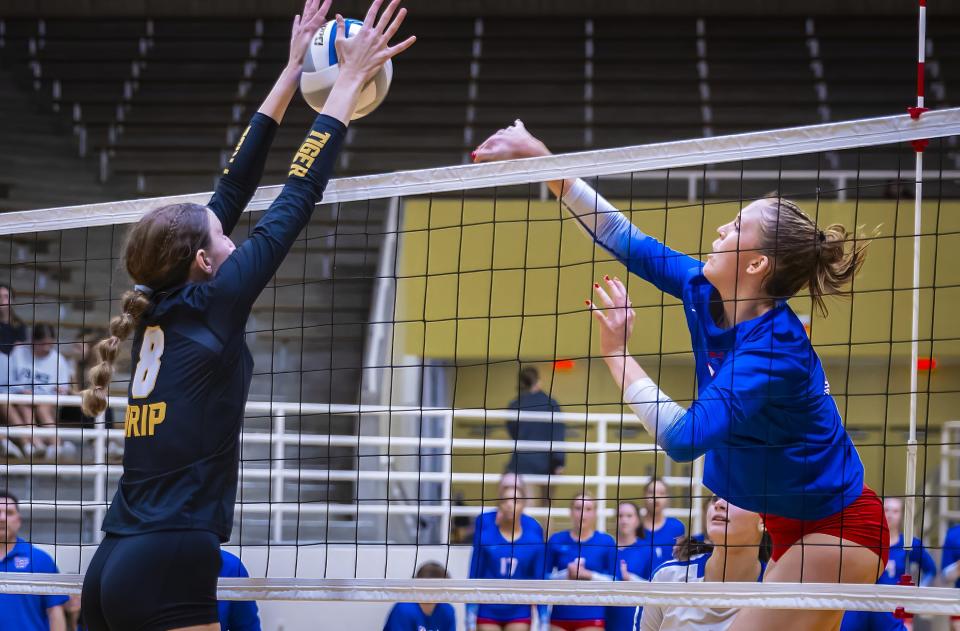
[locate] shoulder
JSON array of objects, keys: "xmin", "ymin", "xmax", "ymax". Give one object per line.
[
  {"xmin": 219, "ymin": 549, "xmax": 244, "ymax": 576},
  {"xmin": 548, "ymin": 531, "xmax": 568, "ymax": 545},
  {"xmin": 666, "ymin": 517, "xmax": 686, "ymax": 534},
  {"xmin": 651, "ymin": 556, "xmax": 705, "ymax": 583},
  {"xmin": 520, "ymin": 514, "xmax": 543, "ymax": 538},
  {"xmin": 436, "ymin": 603, "xmax": 456, "ymax": 620},
  {"xmin": 594, "ymin": 531, "xmax": 617, "ymax": 546},
  {"xmin": 946, "ymin": 526, "xmax": 960, "ymax": 543}
]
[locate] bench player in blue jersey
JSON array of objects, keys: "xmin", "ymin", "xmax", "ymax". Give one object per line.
[
  {"xmin": 640, "ymin": 480, "xmax": 686, "ymax": 574},
  {"xmin": 383, "ymin": 563, "xmax": 456, "ymax": 631},
  {"xmin": 605, "ymin": 501, "xmax": 652, "ymax": 631},
  {"xmin": 474, "ymin": 121, "xmax": 887, "ymax": 631},
  {"xmin": 545, "ymin": 494, "xmax": 617, "ymax": 631},
  {"xmin": 880, "ymin": 497, "xmax": 936, "ymax": 587},
  {"xmin": 77, "ymin": 2, "xmax": 416, "ymax": 630},
  {"xmin": 468, "ymin": 473, "xmax": 547, "ymax": 631}
]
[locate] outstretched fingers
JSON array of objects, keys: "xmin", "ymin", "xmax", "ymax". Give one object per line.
[
  {"xmin": 375, "ymin": 0, "xmax": 402, "ymax": 33},
  {"xmin": 363, "ymin": 0, "xmax": 384, "ymax": 28}
]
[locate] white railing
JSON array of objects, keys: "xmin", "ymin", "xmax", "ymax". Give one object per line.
[
  {"xmin": 0, "ymin": 394, "xmax": 704, "ymax": 543},
  {"xmin": 540, "ymin": 169, "xmax": 960, "ymax": 202}
]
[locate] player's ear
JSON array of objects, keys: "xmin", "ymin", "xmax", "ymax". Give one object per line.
[
  {"xmin": 745, "ymin": 253, "xmax": 769, "ymax": 278},
  {"xmin": 193, "ymin": 248, "xmax": 214, "ymax": 276}
]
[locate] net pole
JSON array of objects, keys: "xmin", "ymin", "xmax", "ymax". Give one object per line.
[{"xmin": 903, "ymin": 0, "xmax": 927, "ymax": 569}]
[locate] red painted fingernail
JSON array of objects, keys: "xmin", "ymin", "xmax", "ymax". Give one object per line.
[
  {"xmin": 470, "ymin": 151, "xmax": 477, "ymax": 160},
  {"xmin": 604, "ymin": 275, "xmax": 610, "ymax": 281},
  {"xmin": 585, "ymin": 300, "xmax": 592, "ymax": 306},
  {"xmin": 593, "ymin": 283, "xmax": 600, "ymax": 288}
]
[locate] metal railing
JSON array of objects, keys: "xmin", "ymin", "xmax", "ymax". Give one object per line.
[{"xmin": 1, "ymin": 394, "xmax": 704, "ymax": 544}]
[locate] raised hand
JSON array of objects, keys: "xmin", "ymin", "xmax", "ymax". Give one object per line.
[
  {"xmin": 334, "ymin": 0, "xmax": 417, "ymax": 84},
  {"xmin": 589, "ymin": 276, "xmax": 636, "ymax": 357},
  {"xmin": 472, "ymin": 119, "xmax": 550, "ymax": 163},
  {"xmin": 288, "ymin": 0, "xmax": 332, "ymax": 70}
]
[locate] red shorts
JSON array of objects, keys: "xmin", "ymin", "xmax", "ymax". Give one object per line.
[
  {"xmin": 762, "ymin": 486, "xmax": 889, "ymax": 565},
  {"xmin": 477, "ymin": 618, "xmax": 532, "ymax": 628},
  {"xmin": 550, "ymin": 621, "xmax": 605, "ymax": 630}
]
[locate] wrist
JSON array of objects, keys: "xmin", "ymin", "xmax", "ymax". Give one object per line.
[{"xmin": 334, "ymin": 69, "xmax": 368, "ymax": 89}]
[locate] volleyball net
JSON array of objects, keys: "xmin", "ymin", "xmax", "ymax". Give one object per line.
[{"xmin": 0, "ymin": 107, "xmax": 959, "ymax": 619}]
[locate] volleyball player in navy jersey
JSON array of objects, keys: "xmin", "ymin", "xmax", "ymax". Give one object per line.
[
  {"xmin": 78, "ymin": 2, "xmax": 415, "ymax": 630},
  {"xmin": 474, "ymin": 121, "xmax": 886, "ymax": 631},
  {"xmin": 468, "ymin": 475, "xmax": 547, "ymax": 631},
  {"xmin": 640, "ymin": 480, "xmax": 685, "ymax": 573},
  {"xmin": 545, "ymin": 494, "xmax": 617, "ymax": 631}
]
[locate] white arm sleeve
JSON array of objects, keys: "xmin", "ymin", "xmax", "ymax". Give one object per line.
[
  {"xmin": 559, "ymin": 178, "xmax": 621, "ymax": 236},
  {"xmin": 623, "ymin": 378, "xmax": 686, "ymax": 442},
  {"xmin": 547, "ymin": 568, "xmax": 569, "ymax": 580}
]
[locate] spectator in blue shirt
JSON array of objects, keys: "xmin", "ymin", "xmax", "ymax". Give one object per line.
[
  {"xmin": 881, "ymin": 498, "xmax": 936, "ymax": 587},
  {"xmin": 383, "ymin": 562, "xmax": 455, "ymax": 631},
  {"xmin": 506, "ymin": 366, "xmax": 564, "ymax": 505},
  {"xmin": 218, "ymin": 549, "xmax": 261, "ymax": 631},
  {"xmin": 0, "ymin": 492, "xmax": 68, "ymax": 631}
]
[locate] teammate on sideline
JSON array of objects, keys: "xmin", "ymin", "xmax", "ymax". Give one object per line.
[
  {"xmin": 605, "ymin": 501, "xmax": 651, "ymax": 631},
  {"xmin": 382, "ymin": 562, "xmax": 456, "ymax": 631},
  {"xmin": 880, "ymin": 497, "xmax": 936, "ymax": 587},
  {"xmin": 468, "ymin": 473, "xmax": 547, "ymax": 631},
  {"xmin": 639, "ymin": 497, "xmax": 767, "ymax": 631},
  {"xmin": 473, "ymin": 121, "xmax": 886, "ymax": 631},
  {"xmin": 78, "ymin": 2, "xmax": 416, "ymax": 630},
  {"xmin": 545, "ymin": 493, "xmax": 617, "ymax": 631},
  {"xmin": 640, "ymin": 480, "xmax": 685, "ymax": 572}
]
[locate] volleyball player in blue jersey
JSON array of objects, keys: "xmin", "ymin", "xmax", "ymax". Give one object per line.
[
  {"xmin": 474, "ymin": 121, "xmax": 886, "ymax": 631},
  {"xmin": 468, "ymin": 475, "xmax": 547, "ymax": 631},
  {"xmin": 78, "ymin": 2, "xmax": 416, "ymax": 630},
  {"xmin": 605, "ymin": 501, "xmax": 652, "ymax": 631},
  {"xmin": 546, "ymin": 494, "xmax": 618, "ymax": 631}
]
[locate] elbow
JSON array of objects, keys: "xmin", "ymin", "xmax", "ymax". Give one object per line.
[{"xmin": 658, "ymin": 431, "xmax": 700, "ymax": 463}]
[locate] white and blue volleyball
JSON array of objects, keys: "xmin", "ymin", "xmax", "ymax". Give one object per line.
[{"xmin": 301, "ymin": 18, "xmax": 393, "ymax": 120}]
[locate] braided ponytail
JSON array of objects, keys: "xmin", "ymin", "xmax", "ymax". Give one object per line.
[
  {"xmin": 81, "ymin": 289, "xmax": 151, "ymax": 417},
  {"xmin": 80, "ymin": 202, "xmax": 211, "ymax": 417}
]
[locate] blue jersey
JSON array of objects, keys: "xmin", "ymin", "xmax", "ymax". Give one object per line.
[
  {"xmin": 102, "ymin": 113, "xmax": 345, "ymax": 540},
  {"xmin": 942, "ymin": 525, "xmax": 960, "ymax": 588},
  {"xmin": 0, "ymin": 539, "xmax": 69, "ymax": 631},
  {"xmin": 546, "ymin": 530, "xmax": 617, "ymax": 621},
  {"xmin": 642, "ymin": 517, "xmax": 686, "ymax": 573},
  {"xmin": 605, "ymin": 540, "xmax": 656, "ymax": 631},
  {"xmin": 470, "ymin": 511, "xmax": 545, "ymax": 622},
  {"xmin": 218, "ymin": 550, "xmax": 261, "ymax": 630},
  {"xmin": 383, "ymin": 602, "xmax": 456, "ymax": 631},
  {"xmin": 588, "ymin": 211, "xmax": 864, "ymax": 520},
  {"xmin": 880, "ymin": 535, "xmax": 936, "ymax": 586},
  {"xmin": 840, "ymin": 609, "xmax": 907, "ymax": 631}
]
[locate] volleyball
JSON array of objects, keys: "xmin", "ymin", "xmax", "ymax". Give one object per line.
[{"xmin": 301, "ymin": 18, "xmax": 393, "ymax": 120}]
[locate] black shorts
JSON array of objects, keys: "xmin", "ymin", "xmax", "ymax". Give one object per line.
[{"xmin": 81, "ymin": 529, "xmax": 221, "ymax": 631}]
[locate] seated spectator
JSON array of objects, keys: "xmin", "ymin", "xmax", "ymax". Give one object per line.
[
  {"xmin": 882, "ymin": 497, "xmax": 936, "ymax": 587},
  {"xmin": 506, "ymin": 366, "xmax": 564, "ymax": 504},
  {"xmin": 468, "ymin": 473, "xmax": 546, "ymax": 631},
  {"xmin": 641, "ymin": 480, "xmax": 686, "ymax": 572},
  {"xmin": 60, "ymin": 328, "xmax": 115, "ymax": 428},
  {"xmin": 546, "ymin": 493, "xmax": 617, "ymax": 631},
  {"xmin": 639, "ymin": 496, "xmax": 768, "ymax": 631},
  {"xmin": 0, "ymin": 492, "xmax": 69, "ymax": 630},
  {"xmin": 0, "ymin": 284, "xmax": 27, "ymax": 355},
  {"xmin": 9, "ymin": 324, "xmax": 76, "ymax": 461},
  {"xmin": 940, "ymin": 523, "xmax": 960, "ymax": 631},
  {"xmin": 607, "ymin": 501, "xmax": 652, "ymax": 631},
  {"xmin": 383, "ymin": 562, "xmax": 456, "ymax": 631},
  {"xmin": 219, "ymin": 549, "xmax": 262, "ymax": 630}
]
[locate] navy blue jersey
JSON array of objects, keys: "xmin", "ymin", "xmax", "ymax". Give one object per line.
[
  {"xmin": 103, "ymin": 113, "xmax": 345, "ymax": 541},
  {"xmin": 585, "ymin": 208, "xmax": 864, "ymax": 520},
  {"xmin": 469, "ymin": 511, "xmax": 546, "ymax": 622},
  {"xmin": 546, "ymin": 530, "xmax": 617, "ymax": 621},
  {"xmin": 641, "ymin": 517, "xmax": 686, "ymax": 573},
  {"xmin": 606, "ymin": 540, "xmax": 656, "ymax": 631},
  {"xmin": 506, "ymin": 390, "xmax": 565, "ymax": 474},
  {"xmin": 881, "ymin": 535, "xmax": 936, "ymax": 586},
  {"xmin": 383, "ymin": 602, "xmax": 456, "ymax": 631}
]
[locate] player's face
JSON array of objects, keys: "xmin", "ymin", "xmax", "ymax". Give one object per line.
[
  {"xmin": 645, "ymin": 481, "xmax": 669, "ymax": 515},
  {"xmin": 570, "ymin": 497, "xmax": 596, "ymax": 531},
  {"xmin": 203, "ymin": 209, "xmax": 236, "ymax": 276},
  {"xmin": 0, "ymin": 499, "xmax": 21, "ymax": 542},
  {"xmin": 498, "ymin": 485, "xmax": 523, "ymax": 521},
  {"xmin": 705, "ymin": 497, "xmax": 761, "ymax": 547},
  {"xmin": 32, "ymin": 335, "xmax": 54, "ymax": 357},
  {"xmin": 617, "ymin": 503, "xmax": 640, "ymax": 538},
  {"xmin": 0, "ymin": 287, "xmax": 10, "ymax": 307},
  {"xmin": 704, "ymin": 201, "xmax": 766, "ymax": 295},
  {"xmin": 884, "ymin": 499, "xmax": 903, "ymax": 531}
]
